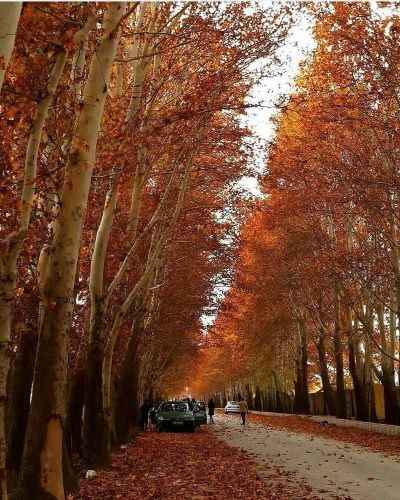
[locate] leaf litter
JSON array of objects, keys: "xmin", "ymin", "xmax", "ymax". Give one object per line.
[{"xmin": 75, "ymin": 426, "xmax": 324, "ymax": 499}]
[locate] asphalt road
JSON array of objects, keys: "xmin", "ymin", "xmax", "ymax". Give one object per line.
[{"xmin": 213, "ymin": 414, "xmax": 400, "ymax": 500}]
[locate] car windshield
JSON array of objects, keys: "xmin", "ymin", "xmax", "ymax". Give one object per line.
[
  {"xmin": 160, "ymin": 402, "xmax": 189, "ymax": 412},
  {"xmin": 228, "ymin": 401, "xmax": 238, "ymax": 405}
]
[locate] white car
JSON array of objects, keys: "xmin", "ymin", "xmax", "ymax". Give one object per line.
[{"xmin": 224, "ymin": 401, "xmax": 241, "ymax": 414}]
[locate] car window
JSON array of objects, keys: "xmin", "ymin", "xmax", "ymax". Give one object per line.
[
  {"xmin": 160, "ymin": 402, "xmax": 189, "ymax": 412},
  {"xmin": 196, "ymin": 402, "xmax": 206, "ymax": 411}
]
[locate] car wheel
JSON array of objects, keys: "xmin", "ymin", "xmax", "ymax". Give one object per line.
[{"xmin": 189, "ymin": 425, "xmax": 195, "ymax": 433}]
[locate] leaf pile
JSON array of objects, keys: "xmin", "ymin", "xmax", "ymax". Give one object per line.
[
  {"xmin": 76, "ymin": 426, "xmax": 320, "ymax": 499},
  {"xmin": 236, "ymin": 413, "xmax": 400, "ymax": 459}
]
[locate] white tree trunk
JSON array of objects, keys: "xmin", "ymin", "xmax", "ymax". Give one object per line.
[
  {"xmin": 69, "ymin": 5, "xmax": 97, "ymax": 101},
  {"xmin": 18, "ymin": 4, "xmax": 127, "ymax": 498},
  {"xmin": 0, "ymin": 48, "xmax": 67, "ymax": 500},
  {"xmin": 0, "ymin": 2, "xmax": 22, "ymax": 92}
]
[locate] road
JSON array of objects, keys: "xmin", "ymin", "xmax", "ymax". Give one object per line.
[{"xmin": 213, "ymin": 414, "xmax": 400, "ymax": 500}]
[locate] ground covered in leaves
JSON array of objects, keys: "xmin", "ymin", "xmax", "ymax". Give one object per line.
[
  {"xmin": 243, "ymin": 413, "xmax": 400, "ymax": 459},
  {"xmin": 76, "ymin": 426, "xmax": 320, "ymax": 499}
]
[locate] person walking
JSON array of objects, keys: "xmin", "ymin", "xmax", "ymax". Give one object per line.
[
  {"xmin": 239, "ymin": 397, "xmax": 248, "ymax": 426},
  {"xmin": 208, "ymin": 398, "xmax": 216, "ymax": 424}
]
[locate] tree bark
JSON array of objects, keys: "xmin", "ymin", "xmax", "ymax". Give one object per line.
[
  {"xmin": 0, "ymin": 2, "xmax": 22, "ymax": 91},
  {"xmin": 115, "ymin": 317, "xmax": 142, "ymax": 444},
  {"xmin": 333, "ymin": 291, "xmax": 346, "ymax": 418},
  {"xmin": 316, "ymin": 334, "xmax": 336, "ymax": 415},
  {"xmin": 376, "ymin": 301, "xmax": 400, "ymax": 424},
  {"xmin": 83, "ymin": 181, "xmax": 118, "ymax": 469},
  {"xmin": 5, "ymin": 327, "xmax": 38, "ymax": 489},
  {"xmin": 0, "ymin": 49, "xmax": 68, "ymax": 500},
  {"xmin": 294, "ymin": 318, "xmax": 310, "ymax": 414},
  {"xmin": 348, "ymin": 336, "xmax": 369, "ymax": 421},
  {"xmin": 17, "ymin": 5, "xmax": 126, "ymax": 498},
  {"xmin": 82, "ymin": 304, "xmax": 110, "ymax": 468},
  {"xmin": 65, "ymin": 358, "xmax": 85, "ymax": 458}
]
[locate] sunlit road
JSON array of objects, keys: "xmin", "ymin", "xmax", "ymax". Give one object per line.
[{"xmin": 213, "ymin": 414, "xmax": 400, "ymax": 500}]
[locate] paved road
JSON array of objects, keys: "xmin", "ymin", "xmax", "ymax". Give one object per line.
[{"xmin": 213, "ymin": 414, "xmax": 400, "ymax": 500}]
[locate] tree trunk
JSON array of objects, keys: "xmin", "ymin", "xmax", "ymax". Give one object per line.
[
  {"xmin": 316, "ymin": 335, "xmax": 336, "ymax": 415},
  {"xmin": 381, "ymin": 365, "xmax": 400, "ymax": 424},
  {"xmin": 17, "ymin": 5, "xmax": 126, "ymax": 498},
  {"xmin": 0, "ymin": 2, "xmax": 22, "ymax": 91},
  {"xmin": 254, "ymin": 387, "xmax": 262, "ymax": 411},
  {"xmin": 82, "ymin": 308, "xmax": 110, "ymax": 468},
  {"xmin": 299, "ymin": 319, "xmax": 310, "ymax": 414},
  {"xmin": 115, "ymin": 319, "xmax": 142, "ymax": 445},
  {"xmin": 348, "ymin": 340, "xmax": 369, "ymax": 421},
  {"xmin": 5, "ymin": 327, "xmax": 37, "ymax": 490},
  {"xmin": 376, "ymin": 301, "xmax": 400, "ymax": 424},
  {"xmin": 294, "ymin": 320, "xmax": 310, "ymax": 414},
  {"xmin": 333, "ymin": 294, "xmax": 346, "ymax": 418},
  {"xmin": 333, "ymin": 337, "xmax": 346, "ymax": 418},
  {"xmin": 62, "ymin": 437, "xmax": 77, "ymax": 497},
  {"xmin": 0, "ymin": 50, "xmax": 68, "ymax": 500},
  {"xmin": 65, "ymin": 359, "xmax": 85, "ymax": 457},
  {"xmin": 363, "ymin": 331, "xmax": 378, "ymax": 423},
  {"xmin": 83, "ymin": 180, "xmax": 119, "ymax": 469}
]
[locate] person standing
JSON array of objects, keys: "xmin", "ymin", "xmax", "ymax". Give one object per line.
[
  {"xmin": 140, "ymin": 399, "xmax": 151, "ymax": 430},
  {"xmin": 239, "ymin": 398, "xmax": 248, "ymax": 426},
  {"xmin": 208, "ymin": 398, "xmax": 216, "ymax": 424}
]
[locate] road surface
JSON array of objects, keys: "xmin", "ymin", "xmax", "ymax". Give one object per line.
[{"xmin": 213, "ymin": 414, "xmax": 400, "ymax": 500}]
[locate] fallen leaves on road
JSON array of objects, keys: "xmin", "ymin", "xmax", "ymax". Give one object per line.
[
  {"xmin": 75, "ymin": 426, "xmax": 321, "ymax": 499},
  {"xmin": 230, "ymin": 412, "xmax": 400, "ymax": 458}
]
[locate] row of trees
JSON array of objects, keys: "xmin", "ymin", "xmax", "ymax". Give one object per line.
[
  {"xmin": 194, "ymin": 3, "xmax": 400, "ymax": 427},
  {"xmin": 0, "ymin": 2, "xmax": 290, "ymax": 499}
]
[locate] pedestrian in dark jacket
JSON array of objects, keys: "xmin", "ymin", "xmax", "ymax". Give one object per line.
[
  {"xmin": 140, "ymin": 399, "xmax": 151, "ymax": 429},
  {"xmin": 208, "ymin": 398, "xmax": 216, "ymax": 424}
]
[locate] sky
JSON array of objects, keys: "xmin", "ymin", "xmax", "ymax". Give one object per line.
[{"xmin": 238, "ymin": 7, "xmax": 316, "ymax": 195}]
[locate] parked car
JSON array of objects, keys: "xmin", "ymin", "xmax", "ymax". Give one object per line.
[
  {"xmin": 193, "ymin": 401, "xmax": 207, "ymax": 426},
  {"xmin": 154, "ymin": 401, "xmax": 195, "ymax": 432},
  {"xmin": 224, "ymin": 401, "xmax": 241, "ymax": 414}
]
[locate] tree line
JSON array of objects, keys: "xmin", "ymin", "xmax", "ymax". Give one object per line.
[
  {"xmin": 194, "ymin": 3, "xmax": 400, "ymax": 428},
  {"xmin": 0, "ymin": 2, "xmax": 290, "ymax": 498}
]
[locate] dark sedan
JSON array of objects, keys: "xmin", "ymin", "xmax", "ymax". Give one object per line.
[{"xmin": 154, "ymin": 401, "xmax": 195, "ymax": 432}]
